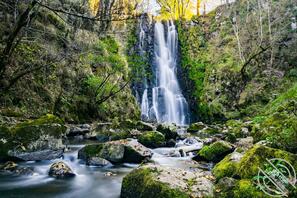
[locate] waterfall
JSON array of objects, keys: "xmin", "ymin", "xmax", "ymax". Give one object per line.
[{"xmin": 139, "ymin": 20, "xmax": 189, "ymax": 126}]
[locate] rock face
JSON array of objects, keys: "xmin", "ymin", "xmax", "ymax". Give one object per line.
[
  {"xmin": 78, "ymin": 139, "xmax": 152, "ymax": 164},
  {"xmin": 138, "ymin": 131, "xmax": 165, "ymax": 148},
  {"xmin": 121, "ymin": 164, "xmax": 214, "ymax": 198},
  {"xmin": 48, "ymin": 161, "xmax": 75, "ymax": 178},
  {"xmin": 195, "ymin": 140, "xmax": 233, "ymax": 162},
  {"xmin": 1, "ymin": 114, "xmax": 66, "ymax": 161}
]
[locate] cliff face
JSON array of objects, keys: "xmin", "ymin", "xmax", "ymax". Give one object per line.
[
  {"xmin": 0, "ymin": 0, "xmax": 140, "ymax": 123},
  {"xmin": 178, "ymin": 0, "xmax": 297, "ymax": 122}
]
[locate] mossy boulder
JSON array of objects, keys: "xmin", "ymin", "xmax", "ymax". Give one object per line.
[
  {"xmin": 1, "ymin": 114, "xmax": 66, "ymax": 161},
  {"xmin": 212, "ymin": 152, "xmax": 243, "ymax": 180},
  {"xmin": 236, "ymin": 145, "xmax": 297, "ymax": 179},
  {"xmin": 78, "ymin": 139, "xmax": 152, "ymax": 164},
  {"xmin": 138, "ymin": 131, "xmax": 165, "ymax": 148},
  {"xmin": 233, "ymin": 179, "xmax": 268, "ymax": 198},
  {"xmin": 196, "ymin": 140, "xmax": 233, "ymax": 162},
  {"xmin": 156, "ymin": 124, "xmax": 178, "ymax": 140},
  {"xmin": 214, "ymin": 177, "xmax": 237, "ymax": 198},
  {"xmin": 121, "ymin": 165, "xmax": 214, "ymax": 198},
  {"xmin": 187, "ymin": 122, "xmax": 206, "ymax": 133},
  {"xmin": 96, "ymin": 130, "xmax": 131, "ymax": 142},
  {"xmin": 251, "ymin": 111, "xmax": 297, "ymax": 153}
]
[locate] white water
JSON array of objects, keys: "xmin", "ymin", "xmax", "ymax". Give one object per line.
[{"xmin": 148, "ymin": 21, "xmax": 189, "ymax": 125}]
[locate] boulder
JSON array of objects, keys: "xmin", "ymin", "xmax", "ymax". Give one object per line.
[
  {"xmin": 66, "ymin": 124, "xmax": 91, "ymax": 137},
  {"xmin": 48, "ymin": 161, "xmax": 75, "ymax": 178},
  {"xmin": 214, "ymin": 177, "xmax": 237, "ymax": 198},
  {"xmin": 187, "ymin": 122, "xmax": 206, "ymax": 133},
  {"xmin": 135, "ymin": 121, "xmax": 155, "ymax": 131},
  {"xmin": 236, "ymin": 145, "xmax": 297, "ymax": 179},
  {"xmin": 156, "ymin": 124, "xmax": 178, "ymax": 140},
  {"xmin": 6, "ymin": 114, "xmax": 66, "ymax": 161},
  {"xmin": 86, "ymin": 157, "xmax": 112, "ymax": 167},
  {"xmin": 195, "ymin": 141, "xmax": 233, "ymax": 162},
  {"xmin": 212, "ymin": 152, "xmax": 243, "ymax": 180},
  {"xmin": 0, "ymin": 161, "xmax": 34, "ymax": 176},
  {"xmin": 78, "ymin": 139, "xmax": 152, "ymax": 164},
  {"xmin": 138, "ymin": 131, "xmax": 165, "ymax": 148},
  {"xmin": 8, "ymin": 149, "xmax": 64, "ymax": 161},
  {"xmin": 235, "ymin": 136, "xmax": 253, "ymax": 151},
  {"xmin": 121, "ymin": 164, "xmax": 214, "ymax": 198}
]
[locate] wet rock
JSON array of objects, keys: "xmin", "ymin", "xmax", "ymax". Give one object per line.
[
  {"xmin": 0, "ymin": 161, "xmax": 34, "ymax": 176},
  {"xmin": 87, "ymin": 157, "xmax": 112, "ymax": 167},
  {"xmin": 48, "ymin": 161, "xmax": 75, "ymax": 178},
  {"xmin": 121, "ymin": 164, "xmax": 214, "ymax": 198},
  {"xmin": 156, "ymin": 124, "xmax": 178, "ymax": 140},
  {"xmin": 78, "ymin": 139, "xmax": 152, "ymax": 164},
  {"xmin": 165, "ymin": 139, "xmax": 176, "ymax": 147},
  {"xmin": 104, "ymin": 171, "xmax": 116, "ymax": 176},
  {"xmin": 0, "ymin": 161, "xmax": 18, "ymax": 171},
  {"xmin": 5, "ymin": 114, "xmax": 66, "ymax": 161},
  {"xmin": 135, "ymin": 121, "xmax": 155, "ymax": 131},
  {"xmin": 66, "ymin": 124, "xmax": 91, "ymax": 137},
  {"xmin": 8, "ymin": 149, "xmax": 64, "ymax": 161},
  {"xmin": 194, "ymin": 140, "xmax": 234, "ymax": 162},
  {"xmin": 138, "ymin": 131, "xmax": 165, "ymax": 148}
]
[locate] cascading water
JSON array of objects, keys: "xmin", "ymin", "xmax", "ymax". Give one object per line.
[{"xmin": 140, "ymin": 20, "xmax": 189, "ymax": 126}]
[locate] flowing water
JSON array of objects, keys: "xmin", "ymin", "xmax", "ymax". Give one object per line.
[
  {"xmin": 140, "ymin": 21, "xmax": 189, "ymax": 125},
  {"xmin": 0, "ymin": 20, "xmax": 194, "ymax": 198},
  {"xmin": 0, "ymin": 145, "xmax": 136, "ymax": 198}
]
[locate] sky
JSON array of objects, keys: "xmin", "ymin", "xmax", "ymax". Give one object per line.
[{"xmin": 137, "ymin": 0, "xmax": 232, "ymax": 15}]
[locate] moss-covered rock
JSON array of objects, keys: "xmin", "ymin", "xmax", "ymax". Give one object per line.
[
  {"xmin": 237, "ymin": 145, "xmax": 297, "ymax": 179},
  {"xmin": 138, "ymin": 131, "xmax": 165, "ymax": 148},
  {"xmin": 1, "ymin": 114, "xmax": 66, "ymax": 161},
  {"xmin": 187, "ymin": 122, "xmax": 206, "ymax": 133},
  {"xmin": 78, "ymin": 139, "xmax": 152, "ymax": 164},
  {"xmin": 196, "ymin": 140, "xmax": 233, "ymax": 162},
  {"xmin": 233, "ymin": 179, "xmax": 268, "ymax": 198},
  {"xmin": 0, "ymin": 125, "xmax": 13, "ymax": 161},
  {"xmin": 121, "ymin": 165, "xmax": 214, "ymax": 198},
  {"xmin": 214, "ymin": 177, "xmax": 237, "ymax": 198},
  {"xmin": 212, "ymin": 152, "xmax": 243, "ymax": 180},
  {"xmin": 251, "ymin": 111, "xmax": 297, "ymax": 153},
  {"xmin": 156, "ymin": 124, "xmax": 178, "ymax": 140}
]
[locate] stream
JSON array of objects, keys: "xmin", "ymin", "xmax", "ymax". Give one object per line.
[{"xmin": 0, "ymin": 139, "xmax": 206, "ymax": 198}]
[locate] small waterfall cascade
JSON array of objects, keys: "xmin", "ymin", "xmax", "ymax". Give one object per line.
[{"xmin": 139, "ymin": 20, "xmax": 189, "ymax": 126}]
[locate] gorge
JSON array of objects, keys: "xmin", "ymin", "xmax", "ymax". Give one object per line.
[{"xmin": 1, "ymin": 0, "xmax": 297, "ymax": 198}]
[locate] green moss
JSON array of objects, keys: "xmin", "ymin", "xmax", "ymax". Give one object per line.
[
  {"xmin": 198, "ymin": 141, "xmax": 232, "ymax": 162},
  {"xmin": 233, "ymin": 179, "xmax": 268, "ymax": 198},
  {"xmin": 0, "ymin": 125, "xmax": 13, "ymax": 161},
  {"xmin": 121, "ymin": 167, "xmax": 189, "ymax": 198},
  {"xmin": 10, "ymin": 114, "xmax": 66, "ymax": 148},
  {"xmin": 79, "ymin": 144, "xmax": 104, "ymax": 159},
  {"xmin": 212, "ymin": 154, "xmax": 238, "ymax": 180},
  {"xmin": 138, "ymin": 131, "xmax": 165, "ymax": 148},
  {"xmin": 237, "ymin": 145, "xmax": 297, "ymax": 179},
  {"xmin": 187, "ymin": 122, "xmax": 205, "ymax": 132}
]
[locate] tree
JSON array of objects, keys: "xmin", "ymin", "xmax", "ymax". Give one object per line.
[{"xmin": 156, "ymin": 0, "xmax": 195, "ymax": 19}]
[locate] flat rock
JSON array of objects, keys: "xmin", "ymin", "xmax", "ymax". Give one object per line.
[{"xmin": 121, "ymin": 164, "xmax": 214, "ymax": 198}]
